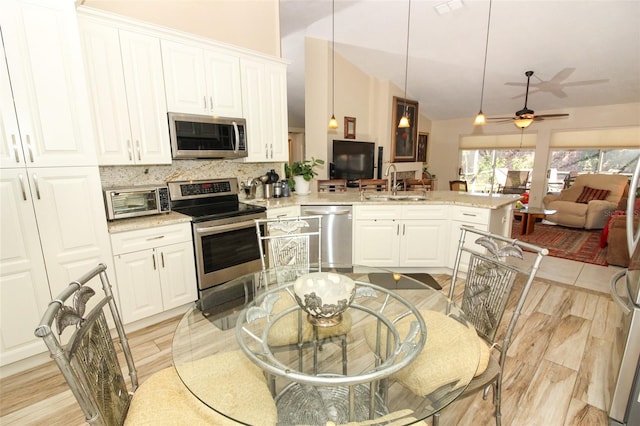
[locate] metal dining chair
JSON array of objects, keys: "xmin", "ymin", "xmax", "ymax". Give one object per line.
[
  {"xmin": 34, "ymin": 263, "xmax": 276, "ymax": 426},
  {"xmin": 254, "ymin": 215, "xmax": 350, "ymax": 373},
  {"xmin": 381, "ymin": 226, "xmax": 547, "ymax": 426}
]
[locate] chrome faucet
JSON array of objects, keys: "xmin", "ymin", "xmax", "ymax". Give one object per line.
[{"xmin": 384, "ymin": 163, "xmax": 398, "ymax": 195}]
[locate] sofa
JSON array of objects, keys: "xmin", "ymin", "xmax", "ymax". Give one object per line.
[{"xmin": 542, "ymin": 174, "xmax": 629, "ymax": 229}]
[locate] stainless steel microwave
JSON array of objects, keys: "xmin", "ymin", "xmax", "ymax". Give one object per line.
[
  {"xmin": 103, "ymin": 185, "xmax": 170, "ymax": 220},
  {"xmin": 168, "ymin": 112, "xmax": 248, "ymax": 159}
]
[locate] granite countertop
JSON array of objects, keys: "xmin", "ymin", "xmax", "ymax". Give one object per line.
[
  {"xmin": 107, "ymin": 211, "xmax": 192, "ymax": 233},
  {"xmin": 106, "ymin": 191, "xmax": 519, "ymax": 233},
  {"xmin": 243, "ymin": 190, "xmax": 520, "ymax": 210}
]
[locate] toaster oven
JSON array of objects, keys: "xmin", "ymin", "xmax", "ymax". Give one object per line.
[{"xmin": 103, "ymin": 185, "xmax": 170, "ymax": 220}]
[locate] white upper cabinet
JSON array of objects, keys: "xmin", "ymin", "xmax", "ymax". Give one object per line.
[
  {"xmin": 240, "ymin": 59, "xmax": 288, "ymax": 162},
  {"xmin": 162, "ymin": 39, "xmax": 243, "ymax": 118},
  {"xmin": 0, "ymin": 0, "xmax": 96, "ymax": 168},
  {"xmin": 79, "ymin": 19, "xmax": 171, "ymax": 165}
]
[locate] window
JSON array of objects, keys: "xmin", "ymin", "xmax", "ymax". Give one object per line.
[
  {"xmin": 547, "ymin": 148, "xmax": 640, "ymax": 192},
  {"xmin": 460, "ymin": 149, "xmax": 534, "ymax": 193}
]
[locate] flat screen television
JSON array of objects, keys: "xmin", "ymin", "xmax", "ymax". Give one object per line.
[{"xmin": 332, "ymin": 140, "xmax": 375, "ymax": 187}]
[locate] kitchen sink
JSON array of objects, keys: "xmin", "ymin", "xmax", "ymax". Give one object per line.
[{"xmin": 363, "ymin": 192, "xmax": 427, "ymax": 201}]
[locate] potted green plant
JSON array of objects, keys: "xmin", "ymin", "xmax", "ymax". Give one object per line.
[{"xmin": 285, "ymin": 158, "xmax": 325, "ymax": 194}]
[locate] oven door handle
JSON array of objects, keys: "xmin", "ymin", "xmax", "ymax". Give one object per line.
[
  {"xmin": 610, "ymin": 270, "xmax": 632, "ymax": 315},
  {"xmin": 195, "ymin": 220, "xmax": 255, "ymax": 234}
]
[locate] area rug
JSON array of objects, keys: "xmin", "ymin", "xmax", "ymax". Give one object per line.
[{"xmin": 510, "ymin": 219, "xmax": 608, "ymax": 266}]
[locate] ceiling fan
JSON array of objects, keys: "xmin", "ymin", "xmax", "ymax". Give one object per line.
[{"xmin": 487, "ymin": 70, "xmax": 570, "ymax": 128}]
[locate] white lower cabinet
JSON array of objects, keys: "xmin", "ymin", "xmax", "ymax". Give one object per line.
[
  {"xmin": 0, "ymin": 166, "xmax": 114, "ymax": 365},
  {"xmin": 353, "ymin": 205, "xmax": 449, "ymax": 267},
  {"xmin": 447, "ymin": 205, "xmax": 512, "ymax": 269},
  {"xmin": 110, "ymin": 223, "xmax": 197, "ymax": 324}
]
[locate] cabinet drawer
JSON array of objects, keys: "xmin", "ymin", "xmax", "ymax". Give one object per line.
[
  {"xmin": 355, "ymin": 205, "xmax": 402, "ymax": 220},
  {"xmin": 111, "ymin": 223, "xmax": 192, "ymax": 254},
  {"xmin": 267, "ymin": 206, "xmax": 299, "ymax": 219},
  {"xmin": 402, "ymin": 205, "xmax": 449, "ymax": 220},
  {"xmin": 451, "ymin": 207, "xmax": 490, "ymax": 225}
]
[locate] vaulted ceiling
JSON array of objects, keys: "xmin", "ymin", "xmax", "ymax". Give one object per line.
[{"xmin": 280, "ymin": 0, "xmax": 640, "ymax": 127}]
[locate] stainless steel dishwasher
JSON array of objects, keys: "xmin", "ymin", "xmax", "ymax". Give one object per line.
[{"xmin": 300, "ymin": 205, "xmax": 352, "ymax": 266}]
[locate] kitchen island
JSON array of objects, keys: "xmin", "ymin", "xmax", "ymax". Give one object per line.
[{"xmin": 246, "ymin": 190, "xmax": 519, "ymax": 272}]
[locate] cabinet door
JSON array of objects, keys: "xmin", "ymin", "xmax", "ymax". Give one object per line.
[
  {"xmin": 79, "ymin": 19, "xmax": 133, "ymax": 165},
  {"xmin": 400, "ymin": 220, "xmax": 450, "ymax": 267},
  {"xmin": 28, "ymin": 167, "xmax": 114, "ymax": 297},
  {"xmin": 120, "ymin": 30, "xmax": 171, "ymax": 165},
  {"xmin": 158, "ymin": 242, "xmax": 197, "ymax": 310},
  {"xmin": 265, "ymin": 63, "xmax": 288, "ymax": 162},
  {"xmin": 0, "ymin": 0, "xmax": 97, "ymax": 167},
  {"xmin": 0, "ymin": 43, "xmax": 25, "ymax": 167},
  {"xmin": 240, "ymin": 59, "xmax": 288, "ymax": 162},
  {"xmin": 114, "ymin": 249, "xmax": 164, "ymax": 323},
  {"xmin": 0, "ymin": 169, "xmax": 51, "ymax": 365},
  {"xmin": 204, "ymin": 49, "xmax": 242, "ymax": 118},
  {"xmin": 353, "ymin": 220, "xmax": 400, "ymax": 266},
  {"xmin": 241, "ymin": 59, "xmax": 268, "ymax": 161},
  {"xmin": 162, "ymin": 40, "xmax": 207, "ymax": 115}
]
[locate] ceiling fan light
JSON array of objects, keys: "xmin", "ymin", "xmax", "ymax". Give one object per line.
[
  {"xmin": 328, "ymin": 114, "xmax": 338, "ymax": 129},
  {"xmin": 514, "ymin": 117, "xmax": 534, "ymax": 128},
  {"xmin": 398, "ymin": 114, "xmax": 410, "ymax": 128},
  {"xmin": 474, "ymin": 111, "xmax": 486, "ymax": 125}
]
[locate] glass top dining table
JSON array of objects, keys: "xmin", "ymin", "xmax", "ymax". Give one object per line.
[{"xmin": 171, "ymin": 265, "xmax": 480, "ymax": 425}]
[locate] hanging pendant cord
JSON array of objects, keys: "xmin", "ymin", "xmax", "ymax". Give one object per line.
[
  {"xmin": 478, "ymin": 0, "xmax": 492, "ymax": 112},
  {"xmin": 403, "ymin": 0, "xmax": 411, "ymax": 112},
  {"xmin": 332, "ymin": 0, "xmax": 335, "ymax": 114}
]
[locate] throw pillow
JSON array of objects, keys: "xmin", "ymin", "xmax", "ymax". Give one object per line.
[{"xmin": 575, "ymin": 186, "xmax": 610, "ymax": 204}]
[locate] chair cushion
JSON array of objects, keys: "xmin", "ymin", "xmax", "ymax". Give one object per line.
[
  {"xmin": 125, "ymin": 351, "xmax": 277, "ymax": 426},
  {"xmin": 575, "ymin": 186, "xmax": 610, "ymax": 204},
  {"xmin": 364, "ymin": 310, "xmax": 490, "ymax": 397}
]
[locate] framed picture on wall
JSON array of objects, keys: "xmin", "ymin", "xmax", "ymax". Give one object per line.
[
  {"xmin": 344, "ymin": 116, "xmax": 356, "ymax": 139},
  {"xmin": 391, "ymin": 96, "xmax": 419, "ymax": 162},
  {"xmin": 417, "ymin": 132, "xmax": 429, "ymax": 163}
]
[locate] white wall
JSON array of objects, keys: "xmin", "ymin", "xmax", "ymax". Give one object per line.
[
  {"xmin": 304, "ymin": 37, "xmax": 432, "ymax": 183},
  {"xmin": 83, "ymin": 0, "xmax": 280, "ymax": 57}
]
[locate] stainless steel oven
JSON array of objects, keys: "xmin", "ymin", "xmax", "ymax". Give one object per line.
[
  {"xmin": 193, "ymin": 212, "xmax": 265, "ymax": 290},
  {"xmin": 168, "ymin": 178, "xmax": 266, "ymax": 316}
]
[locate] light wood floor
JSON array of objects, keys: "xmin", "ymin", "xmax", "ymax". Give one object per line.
[{"xmin": 0, "ymin": 271, "xmax": 622, "ymax": 426}]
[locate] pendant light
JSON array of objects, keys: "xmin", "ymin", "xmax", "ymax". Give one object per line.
[
  {"xmin": 474, "ymin": 0, "xmax": 492, "ymax": 126},
  {"xmin": 398, "ymin": 0, "xmax": 412, "ymax": 129},
  {"xmin": 328, "ymin": 0, "xmax": 338, "ymax": 129}
]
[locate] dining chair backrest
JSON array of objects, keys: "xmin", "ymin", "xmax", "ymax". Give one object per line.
[
  {"xmin": 255, "ymin": 215, "xmax": 323, "ymax": 285},
  {"xmin": 449, "ymin": 180, "xmax": 468, "ymax": 192},
  {"xmin": 450, "ymin": 225, "xmax": 547, "ymax": 347},
  {"xmin": 404, "ymin": 178, "xmax": 433, "ymax": 191},
  {"xmin": 358, "ymin": 178, "xmax": 388, "ymax": 192},
  {"xmin": 34, "ymin": 264, "xmax": 137, "ymax": 426},
  {"xmin": 317, "ymin": 179, "xmax": 348, "ymax": 192}
]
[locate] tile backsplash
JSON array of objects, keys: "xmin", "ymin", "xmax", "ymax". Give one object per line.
[{"xmin": 99, "ymin": 159, "xmax": 285, "ymax": 200}]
